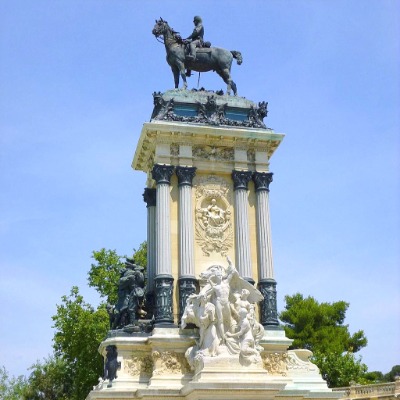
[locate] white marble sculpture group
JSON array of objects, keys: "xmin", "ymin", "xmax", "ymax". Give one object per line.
[{"xmin": 182, "ymin": 258, "xmax": 265, "ymax": 370}]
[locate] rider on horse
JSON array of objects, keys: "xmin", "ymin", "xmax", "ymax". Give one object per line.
[
  {"xmin": 152, "ymin": 17, "xmax": 242, "ymax": 95},
  {"xmin": 185, "ymin": 16, "xmax": 204, "ymax": 61}
]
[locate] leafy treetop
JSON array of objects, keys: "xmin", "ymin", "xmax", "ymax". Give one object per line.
[{"xmin": 280, "ymin": 293, "xmax": 367, "ymax": 354}]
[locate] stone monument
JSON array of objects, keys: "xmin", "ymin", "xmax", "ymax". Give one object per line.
[{"xmin": 86, "ymin": 18, "xmax": 343, "ymax": 400}]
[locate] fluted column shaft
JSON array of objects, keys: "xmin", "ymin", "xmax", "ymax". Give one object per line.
[
  {"xmin": 253, "ymin": 171, "xmax": 279, "ymax": 327},
  {"xmin": 151, "ymin": 164, "xmax": 175, "ymax": 325},
  {"xmin": 253, "ymin": 173, "xmax": 274, "ymax": 280},
  {"xmin": 232, "ymin": 170, "xmax": 253, "ymax": 283},
  {"xmin": 155, "ymin": 182, "xmax": 171, "ymax": 275},
  {"xmin": 176, "ymin": 166, "xmax": 196, "ymax": 276},
  {"xmin": 256, "ymin": 190, "xmax": 274, "ymax": 279},
  {"xmin": 176, "ymin": 166, "xmax": 198, "ymax": 324},
  {"xmin": 143, "ymin": 188, "xmax": 157, "ymax": 291},
  {"xmin": 143, "ymin": 188, "xmax": 156, "ymax": 319}
]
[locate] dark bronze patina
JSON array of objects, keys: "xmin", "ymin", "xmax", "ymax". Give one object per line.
[{"xmin": 152, "ymin": 17, "xmax": 242, "ymax": 95}]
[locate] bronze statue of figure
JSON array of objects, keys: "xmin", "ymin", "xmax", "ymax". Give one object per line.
[
  {"xmin": 185, "ymin": 16, "xmax": 204, "ymax": 61},
  {"xmin": 111, "ymin": 257, "xmax": 146, "ymax": 329},
  {"xmin": 152, "ymin": 17, "xmax": 242, "ymax": 95},
  {"xmin": 104, "ymin": 345, "xmax": 119, "ymax": 388}
]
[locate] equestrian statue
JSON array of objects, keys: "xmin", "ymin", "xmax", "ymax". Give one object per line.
[{"xmin": 152, "ymin": 17, "xmax": 243, "ymax": 96}]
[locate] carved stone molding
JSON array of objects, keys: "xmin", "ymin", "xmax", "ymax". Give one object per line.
[
  {"xmin": 192, "ymin": 145, "xmax": 234, "ymax": 162},
  {"xmin": 151, "ymin": 164, "xmax": 175, "ymax": 185},
  {"xmin": 262, "ymin": 352, "xmax": 288, "ymax": 376},
  {"xmin": 151, "ymin": 91, "xmax": 270, "ymax": 130},
  {"xmin": 258, "ymin": 278, "xmax": 279, "ymax": 327},
  {"xmin": 125, "ymin": 354, "xmax": 153, "ymax": 376},
  {"xmin": 247, "ymin": 149, "xmax": 256, "ymax": 163},
  {"xmin": 170, "ymin": 143, "xmax": 179, "ymax": 157},
  {"xmin": 194, "ymin": 176, "xmax": 233, "ymax": 256},
  {"xmin": 232, "ymin": 170, "xmax": 253, "ymax": 191},
  {"xmin": 267, "ymin": 142, "xmax": 280, "ymax": 158},
  {"xmin": 176, "ymin": 166, "xmax": 197, "ymax": 187},
  {"xmin": 152, "ymin": 350, "xmax": 191, "ymax": 375},
  {"xmin": 154, "ymin": 274, "xmax": 174, "ymax": 325},
  {"xmin": 253, "ymin": 172, "xmax": 273, "ymax": 192},
  {"xmin": 178, "ymin": 276, "xmax": 198, "ymax": 324},
  {"xmin": 143, "ymin": 188, "xmax": 156, "ymax": 207},
  {"xmin": 286, "ymin": 351, "xmax": 318, "ymax": 372}
]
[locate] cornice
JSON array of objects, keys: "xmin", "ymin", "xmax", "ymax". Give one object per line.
[{"xmin": 132, "ymin": 121, "xmax": 284, "ymax": 173}]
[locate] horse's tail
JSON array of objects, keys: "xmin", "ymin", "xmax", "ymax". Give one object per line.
[{"xmin": 231, "ymin": 50, "xmax": 243, "ymax": 65}]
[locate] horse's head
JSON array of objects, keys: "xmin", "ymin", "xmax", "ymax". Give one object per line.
[{"xmin": 152, "ymin": 18, "xmax": 168, "ymax": 38}]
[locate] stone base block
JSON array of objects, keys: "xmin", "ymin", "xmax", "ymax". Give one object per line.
[
  {"xmin": 87, "ymin": 329, "xmax": 343, "ymax": 400},
  {"xmin": 191, "ymin": 347, "xmax": 267, "ymax": 384}
]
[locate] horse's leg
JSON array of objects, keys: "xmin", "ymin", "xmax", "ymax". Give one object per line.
[
  {"xmin": 176, "ymin": 60, "xmax": 187, "ymax": 90},
  {"xmin": 217, "ymin": 68, "xmax": 237, "ymax": 96},
  {"xmin": 230, "ymin": 80, "xmax": 237, "ymax": 96},
  {"xmin": 171, "ymin": 66, "xmax": 180, "ymax": 89}
]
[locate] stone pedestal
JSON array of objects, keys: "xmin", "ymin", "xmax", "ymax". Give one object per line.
[
  {"xmin": 191, "ymin": 347, "xmax": 267, "ymax": 383},
  {"xmin": 86, "ymin": 90, "xmax": 342, "ymax": 400},
  {"xmin": 133, "ymin": 91, "xmax": 285, "ymax": 291},
  {"xmin": 87, "ymin": 328, "xmax": 342, "ymax": 400}
]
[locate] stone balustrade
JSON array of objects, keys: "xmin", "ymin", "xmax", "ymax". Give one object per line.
[{"xmin": 332, "ymin": 380, "xmax": 400, "ymax": 400}]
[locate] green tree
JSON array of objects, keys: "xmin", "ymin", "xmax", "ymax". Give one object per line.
[
  {"xmin": 88, "ymin": 248, "xmax": 126, "ymax": 304},
  {"xmin": 52, "ymin": 286, "xmax": 109, "ymax": 400},
  {"xmin": 132, "ymin": 241, "xmax": 147, "ymax": 268},
  {"xmin": 280, "ymin": 293, "xmax": 367, "ymax": 354},
  {"xmin": 21, "ymin": 356, "xmax": 72, "ymax": 400},
  {"xmin": 88, "ymin": 243, "xmax": 147, "ymax": 304},
  {"xmin": 362, "ymin": 370, "xmax": 385, "ymax": 384},
  {"xmin": 312, "ymin": 351, "xmax": 367, "ymax": 387},
  {"xmin": 384, "ymin": 365, "xmax": 400, "ymax": 381},
  {"xmin": 1, "ymin": 243, "xmax": 147, "ymax": 400},
  {"xmin": 280, "ymin": 293, "xmax": 368, "ymax": 387},
  {"xmin": 51, "ymin": 242, "xmax": 147, "ymax": 399},
  {"xmin": 0, "ymin": 366, "xmax": 27, "ymax": 400}
]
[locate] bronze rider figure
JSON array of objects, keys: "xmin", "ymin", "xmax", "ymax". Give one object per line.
[{"xmin": 185, "ymin": 16, "xmax": 204, "ymax": 61}]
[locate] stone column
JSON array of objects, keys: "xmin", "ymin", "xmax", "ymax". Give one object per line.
[
  {"xmin": 143, "ymin": 187, "xmax": 156, "ymax": 319},
  {"xmin": 253, "ymin": 172, "xmax": 279, "ymax": 327},
  {"xmin": 175, "ymin": 166, "xmax": 198, "ymax": 324},
  {"xmin": 232, "ymin": 170, "xmax": 253, "ymax": 284},
  {"xmin": 151, "ymin": 164, "xmax": 175, "ymax": 325}
]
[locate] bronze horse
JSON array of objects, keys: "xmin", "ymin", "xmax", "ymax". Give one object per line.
[{"xmin": 152, "ymin": 18, "xmax": 243, "ymax": 95}]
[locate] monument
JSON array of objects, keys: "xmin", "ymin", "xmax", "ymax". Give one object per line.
[{"xmin": 86, "ymin": 17, "xmax": 343, "ymax": 400}]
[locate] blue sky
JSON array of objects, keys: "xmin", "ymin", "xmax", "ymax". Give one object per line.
[{"xmin": 1, "ymin": 0, "xmax": 399, "ymax": 378}]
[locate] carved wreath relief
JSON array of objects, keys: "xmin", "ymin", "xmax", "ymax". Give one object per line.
[
  {"xmin": 152, "ymin": 351, "xmax": 190, "ymax": 375},
  {"xmin": 262, "ymin": 352, "xmax": 288, "ymax": 376},
  {"xmin": 192, "ymin": 145, "xmax": 234, "ymax": 162},
  {"xmin": 194, "ymin": 176, "xmax": 233, "ymax": 256},
  {"xmin": 125, "ymin": 354, "xmax": 153, "ymax": 376}
]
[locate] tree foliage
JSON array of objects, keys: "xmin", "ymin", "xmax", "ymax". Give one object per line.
[
  {"xmin": 280, "ymin": 293, "xmax": 368, "ymax": 387},
  {"xmin": 88, "ymin": 243, "xmax": 147, "ymax": 305},
  {"xmin": 132, "ymin": 241, "xmax": 147, "ymax": 270},
  {"xmin": 21, "ymin": 356, "xmax": 72, "ymax": 400},
  {"xmin": 384, "ymin": 365, "xmax": 400, "ymax": 381},
  {"xmin": 280, "ymin": 293, "xmax": 367, "ymax": 354},
  {"xmin": 0, "ymin": 366, "xmax": 27, "ymax": 400},
  {"xmin": 362, "ymin": 370, "xmax": 385, "ymax": 384},
  {"xmin": 52, "ymin": 286, "xmax": 109, "ymax": 400},
  {"xmin": 312, "ymin": 351, "xmax": 367, "ymax": 387},
  {"xmin": 49, "ymin": 242, "xmax": 147, "ymax": 399},
  {"xmin": 88, "ymin": 248, "xmax": 126, "ymax": 304}
]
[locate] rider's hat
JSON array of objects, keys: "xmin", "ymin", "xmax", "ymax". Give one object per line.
[{"xmin": 193, "ymin": 16, "xmax": 202, "ymax": 23}]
